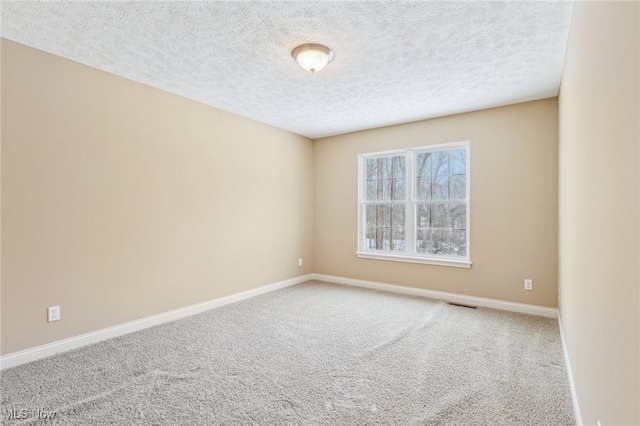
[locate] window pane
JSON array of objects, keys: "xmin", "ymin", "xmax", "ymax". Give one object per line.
[
  {"xmin": 381, "ymin": 179, "xmax": 392, "ymax": 201},
  {"xmin": 391, "ymin": 205, "xmax": 405, "ymax": 227},
  {"xmin": 431, "ymin": 203, "xmax": 449, "ymax": 228},
  {"xmin": 451, "ymin": 174, "xmax": 466, "ymax": 200},
  {"xmin": 366, "ymin": 158, "xmax": 378, "ymax": 180},
  {"xmin": 375, "ymin": 226, "xmax": 384, "ymax": 249},
  {"xmin": 416, "ymin": 203, "xmax": 430, "ymax": 228},
  {"xmin": 366, "ymin": 180, "xmax": 377, "ymax": 201},
  {"xmin": 433, "ymin": 174, "xmax": 450, "ymax": 200},
  {"xmin": 416, "ymin": 176, "xmax": 431, "ymax": 200},
  {"xmin": 365, "ymin": 205, "xmax": 377, "ymax": 226},
  {"xmin": 393, "ymin": 178, "xmax": 406, "ymax": 201},
  {"xmin": 376, "ymin": 205, "xmax": 391, "ymax": 227},
  {"xmin": 430, "ymin": 229, "xmax": 449, "ymax": 255},
  {"xmin": 392, "ymin": 228, "xmax": 405, "ymax": 251},
  {"xmin": 451, "ymin": 230, "xmax": 467, "ymax": 257},
  {"xmin": 416, "ymin": 229, "xmax": 431, "ymax": 253},
  {"xmin": 381, "ymin": 227, "xmax": 391, "ymax": 251},
  {"xmin": 416, "ymin": 152, "xmax": 432, "ymax": 177},
  {"xmin": 450, "ymin": 203, "xmax": 466, "ymax": 230},
  {"xmin": 365, "ymin": 227, "xmax": 377, "ymax": 249},
  {"xmin": 432, "ymin": 151, "xmax": 450, "ymax": 177},
  {"xmin": 451, "ymin": 149, "xmax": 466, "ymax": 175},
  {"xmin": 380, "ymin": 157, "xmax": 392, "ymax": 180},
  {"xmin": 392, "ymin": 156, "xmax": 405, "ymax": 179}
]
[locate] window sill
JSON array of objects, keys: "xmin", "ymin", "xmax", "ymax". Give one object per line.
[{"xmin": 355, "ymin": 251, "xmax": 472, "ymax": 268}]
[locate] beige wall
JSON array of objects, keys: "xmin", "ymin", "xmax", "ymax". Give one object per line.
[
  {"xmin": 558, "ymin": 2, "xmax": 639, "ymax": 425},
  {"xmin": 1, "ymin": 39, "xmax": 314, "ymax": 355},
  {"xmin": 314, "ymin": 99, "xmax": 559, "ymax": 307}
]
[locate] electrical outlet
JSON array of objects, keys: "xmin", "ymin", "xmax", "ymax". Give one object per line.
[
  {"xmin": 48, "ymin": 306, "xmax": 60, "ymax": 322},
  {"xmin": 298, "ymin": 258, "xmax": 303, "ymax": 267},
  {"xmin": 524, "ymin": 279, "xmax": 533, "ymax": 291}
]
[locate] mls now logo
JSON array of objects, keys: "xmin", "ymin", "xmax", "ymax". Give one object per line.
[{"xmin": 2, "ymin": 407, "xmax": 57, "ymax": 420}]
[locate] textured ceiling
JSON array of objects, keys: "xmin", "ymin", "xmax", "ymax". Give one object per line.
[{"xmin": 1, "ymin": 1, "xmax": 573, "ymax": 139}]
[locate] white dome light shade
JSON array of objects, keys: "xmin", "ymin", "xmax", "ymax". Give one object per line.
[{"xmin": 292, "ymin": 44, "xmax": 334, "ymax": 73}]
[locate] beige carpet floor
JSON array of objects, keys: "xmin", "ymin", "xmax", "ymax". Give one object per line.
[{"xmin": 1, "ymin": 281, "xmax": 574, "ymax": 425}]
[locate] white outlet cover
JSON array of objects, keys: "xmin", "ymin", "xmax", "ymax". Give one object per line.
[
  {"xmin": 48, "ymin": 306, "xmax": 60, "ymax": 322},
  {"xmin": 524, "ymin": 280, "xmax": 533, "ymax": 291}
]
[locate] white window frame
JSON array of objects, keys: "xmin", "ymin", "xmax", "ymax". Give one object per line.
[{"xmin": 356, "ymin": 141, "xmax": 471, "ymax": 268}]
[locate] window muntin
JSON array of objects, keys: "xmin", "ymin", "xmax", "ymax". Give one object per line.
[{"xmin": 358, "ymin": 142, "xmax": 470, "ymax": 267}]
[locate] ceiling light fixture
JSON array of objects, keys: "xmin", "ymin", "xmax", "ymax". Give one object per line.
[{"xmin": 292, "ymin": 44, "xmax": 334, "ymax": 73}]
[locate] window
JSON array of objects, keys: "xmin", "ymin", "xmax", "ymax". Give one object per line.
[{"xmin": 357, "ymin": 142, "xmax": 471, "ymax": 268}]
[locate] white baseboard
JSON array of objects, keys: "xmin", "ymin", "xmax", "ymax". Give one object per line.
[
  {"xmin": 557, "ymin": 312, "xmax": 584, "ymax": 426},
  {"xmin": 311, "ymin": 273, "xmax": 558, "ymax": 318},
  {"xmin": 0, "ymin": 274, "xmax": 313, "ymax": 370},
  {"xmin": 0, "ymin": 273, "xmax": 560, "ymax": 371},
  {"xmin": 3, "ymin": 271, "xmax": 580, "ymax": 425}
]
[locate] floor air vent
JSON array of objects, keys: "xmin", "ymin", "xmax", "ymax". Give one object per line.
[{"xmin": 447, "ymin": 302, "xmax": 478, "ymax": 309}]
